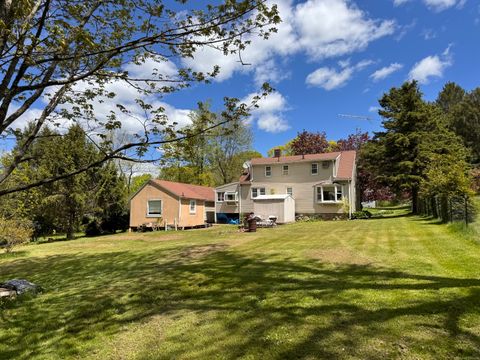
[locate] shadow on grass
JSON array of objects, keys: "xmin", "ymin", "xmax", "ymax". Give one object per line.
[{"xmin": 1, "ymin": 245, "xmax": 480, "ymax": 359}]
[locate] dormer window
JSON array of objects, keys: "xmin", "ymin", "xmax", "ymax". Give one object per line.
[
  {"xmin": 311, "ymin": 163, "xmax": 318, "ymax": 175},
  {"xmin": 265, "ymin": 166, "xmax": 272, "ymax": 177}
]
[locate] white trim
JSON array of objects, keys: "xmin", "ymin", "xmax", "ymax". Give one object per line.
[
  {"xmin": 189, "ymin": 199, "xmax": 197, "ymax": 214},
  {"xmin": 147, "ymin": 199, "xmax": 163, "ymax": 217},
  {"xmin": 316, "ymin": 184, "xmax": 343, "ymax": 204},
  {"xmin": 251, "ymin": 187, "xmax": 266, "ymax": 199},
  {"xmin": 216, "ymin": 191, "xmax": 225, "ymax": 202},
  {"xmin": 225, "ymin": 191, "xmax": 238, "ymax": 202},
  {"xmin": 265, "ymin": 165, "xmax": 272, "ymax": 177},
  {"xmin": 311, "ymin": 163, "xmax": 319, "ymax": 175}
]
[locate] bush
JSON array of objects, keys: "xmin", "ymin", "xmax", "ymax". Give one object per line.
[
  {"xmin": 352, "ymin": 210, "xmax": 372, "ymax": 219},
  {"xmin": 85, "ymin": 219, "xmax": 102, "ymax": 237},
  {"xmin": 0, "ymin": 217, "xmax": 34, "ymax": 253}
]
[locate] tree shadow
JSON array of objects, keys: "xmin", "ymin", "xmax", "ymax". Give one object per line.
[{"xmin": 1, "ymin": 245, "xmax": 480, "ymax": 359}]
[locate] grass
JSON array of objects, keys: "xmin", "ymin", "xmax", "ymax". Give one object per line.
[{"xmin": 1, "ymin": 211, "xmax": 480, "ymax": 359}]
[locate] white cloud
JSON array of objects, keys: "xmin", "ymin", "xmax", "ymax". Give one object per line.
[
  {"xmin": 241, "ymin": 91, "xmax": 290, "ymax": 133},
  {"xmin": 306, "ymin": 67, "xmax": 353, "ymax": 90},
  {"xmin": 184, "ymin": 0, "xmax": 395, "ymax": 82},
  {"xmin": 306, "ymin": 59, "xmax": 374, "ymax": 90},
  {"xmin": 393, "ymin": 0, "xmax": 411, "ymax": 5},
  {"xmin": 370, "ymin": 63, "xmax": 403, "ymax": 82},
  {"xmin": 257, "ymin": 114, "xmax": 290, "ymax": 133},
  {"xmin": 295, "ymin": 0, "xmax": 395, "ymax": 60},
  {"xmin": 408, "ymin": 46, "xmax": 453, "ymax": 83},
  {"xmin": 396, "ymin": 0, "xmax": 466, "ymax": 11},
  {"xmin": 369, "ymin": 106, "xmax": 380, "ymax": 113}
]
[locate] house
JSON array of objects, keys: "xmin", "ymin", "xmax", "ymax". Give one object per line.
[
  {"xmin": 130, "ymin": 179, "xmax": 215, "ymax": 230},
  {"xmin": 215, "ymin": 150, "xmax": 357, "ymax": 222}
]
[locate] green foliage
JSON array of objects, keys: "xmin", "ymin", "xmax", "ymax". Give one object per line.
[
  {"xmin": 0, "ymin": 217, "xmax": 33, "ymax": 253},
  {"xmin": 129, "ymin": 174, "xmax": 152, "ymax": 196},
  {"xmin": 352, "ymin": 210, "xmax": 372, "ymax": 219},
  {"xmin": 160, "ymin": 102, "xmax": 257, "ymax": 186},
  {"xmin": 1, "ymin": 124, "xmax": 129, "ymax": 238}
]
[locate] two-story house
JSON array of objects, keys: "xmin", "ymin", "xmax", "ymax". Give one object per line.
[{"xmin": 215, "ymin": 150, "xmax": 357, "ymax": 222}]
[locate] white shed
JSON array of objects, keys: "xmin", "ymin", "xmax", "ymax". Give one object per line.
[{"xmin": 253, "ymin": 194, "xmax": 296, "ymax": 223}]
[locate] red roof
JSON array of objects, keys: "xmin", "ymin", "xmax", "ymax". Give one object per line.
[
  {"xmin": 151, "ymin": 180, "xmax": 215, "ymax": 202},
  {"xmin": 244, "ymin": 150, "xmax": 356, "ymax": 181},
  {"xmin": 335, "ymin": 151, "xmax": 356, "ymax": 179}
]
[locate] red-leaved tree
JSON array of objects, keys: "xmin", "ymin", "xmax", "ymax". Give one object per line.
[{"xmin": 290, "ymin": 130, "xmax": 329, "ymax": 155}]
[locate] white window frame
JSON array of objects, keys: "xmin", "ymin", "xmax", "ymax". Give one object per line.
[
  {"xmin": 316, "ymin": 185, "xmax": 343, "ymax": 203},
  {"xmin": 265, "ymin": 166, "xmax": 272, "ymax": 177},
  {"xmin": 283, "ymin": 165, "xmax": 289, "ymax": 175},
  {"xmin": 217, "ymin": 192, "xmax": 225, "ymax": 202},
  {"xmin": 225, "ymin": 192, "xmax": 238, "ymax": 202},
  {"xmin": 286, "ymin": 187, "xmax": 293, "ymax": 196},
  {"xmin": 189, "ymin": 200, "xmax": 197, "ymax": 214},
  {"xmin": 147, "ymin": 199, "xmax": 162, "ymax": 217},
  {"xmin": 311, "ymin": 163, "xmax": 319, "ymax": 175},
  {"xmin": 251, "ymin": 187, "xmax": 266, "ymax": 199}
]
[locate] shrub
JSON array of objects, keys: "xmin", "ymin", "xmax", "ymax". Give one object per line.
[
  {"xmin": 85, "ymin": 219, "xmax": 102, "ymax": 237},
  {"xmin": 352, "ymin": 210, "xmax": 372, "ymax": 219},
  {"xmin": 0, "ymin": 217, "xmax": 34, "ymax": 253}
]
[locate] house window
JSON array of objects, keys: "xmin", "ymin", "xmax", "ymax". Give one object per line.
[
  {"xmin": 265, "ymin": 166, "xmax": 272, "ymax": 177},
  {"xmin": 225, "ymin": 192, "xmax": 238, "ymax": 201},
  {"xmin": 336, "ymin": 186, "xmax": 343, "ymax": 201},
  {"xmin": 189, "ymin": 200, "xmax": 196, "ymax": 214},
  {"xmin": 311, "ymin": 163, "xmax": 318, "ymax": 175},
  {"xmin": 251, "ymin": 187, "xmax": 266, "ymax": 198},
  {"xmin": 322, "ymin": 161, "xmax": 330, "ymax": 169},
  {"xmin": 283, "ymin": 165, "xmax": 289, "ymax": 175},
  {"xmin": 316, "ymin": 185, "xmax": 343, "ymax": 203},
  {"xmin": 286, "ymin": 187, "xmax": 293, "ymax": 196},
  {"xmin": 147, "ymin": 200, "xmax": 162, "ymax": 217},
  {"xmin": 217, "ymin": 192, "xmax": 225, "ymax": 202}
]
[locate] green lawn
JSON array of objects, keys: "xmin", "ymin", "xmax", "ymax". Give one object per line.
[{"xmin": 1, "ymin": 213, "xmax": 480, "ymax": 359}]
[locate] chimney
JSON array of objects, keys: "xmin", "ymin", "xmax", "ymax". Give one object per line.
[{"xmin": 274, "ymin": 148, "xmax": 281, "ymax": 158}]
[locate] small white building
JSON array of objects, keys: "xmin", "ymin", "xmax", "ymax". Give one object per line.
[{"xmin": 253, "ymin": 194, "xmax": 296, "ymax": 223}]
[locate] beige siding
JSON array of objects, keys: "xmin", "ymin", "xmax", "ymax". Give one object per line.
[
  {"xmin": 179, "ymin": 199, "xmax": 206, "ymax": 227},
  {"xmin": 130, "ymin": 183, "xmax": 180, "ymax": 228},
  {"xmin": 239, "ymin": 184, "xmax": 253, "ymax": 213},
  {"xmin": 130, "ymin": 183, "xmax": 208, "ymax": 228},
  {"xmin": 215, "ymin": 183, "xmax": 240, "ymax": 214},
  {"xmin": 252, "ymin": 161, "xmax": 335, "ymax": 184}
]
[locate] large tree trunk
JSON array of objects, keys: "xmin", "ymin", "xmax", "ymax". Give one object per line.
[
  {"xmin": 411, "ymin": 187, "xmax": 419, "ymax": 214},
  {"xmin": 440, "ymin": 195, "xmax": 449, "ymax": 223}
]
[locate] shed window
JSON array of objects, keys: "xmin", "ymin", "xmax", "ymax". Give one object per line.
[
  {"xmin": 147, "ymin": 200, "xmax": 162, "ymax": 217},
  {"xmin": 311, "ymin": 163, "xmax": 318, "ymax": 175},
  {"xmin": 189, "ymin": 200, "xmax": 196, "ymax": 214},
  {"xmin": 283, "ymin": 165, "xmax": 289, "ymax": 175}
]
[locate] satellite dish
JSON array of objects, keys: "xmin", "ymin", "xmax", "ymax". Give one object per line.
[{"xmin": 242, "ymin": 161, "xmax": 250, "ymax": 169}]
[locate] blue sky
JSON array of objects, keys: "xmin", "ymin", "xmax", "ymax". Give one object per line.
[
  {"xmin": 164, "ymin": 0, "xmax": 480, "ymax": 155},
  {"xmin": 2, "ymin": 0, "xmax": 479, "ymax": 158}
]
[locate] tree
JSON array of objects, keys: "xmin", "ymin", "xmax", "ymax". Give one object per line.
[
  {"xmin": 129, "ymin": 174, "xmax": 152, "ymax": 196},
  {"xmin": 436, "ymin": 82, "xmax": 466, "ymax": 113},
  {"xmin": 1, "ymin": 123, "xmax": 129, "ymax": 238},
  {"xmin": 362, "ymin": 81, "xmax": 435, "ymax": 213},
  {"xmin": 267, "ymin": 140, "xmax": 294, "ymax": 157},
  {"xmin": 290, "ymin": 130, "xmax": 330, "ymax": 155},
  {"xmin": 336, "ymin": 130, "xmax": 370, "ymax": 151},
  {"xmin": 0, "ymin": 0, "xmax": 279, "ymax": 196},
  {"xmin": 448, "ymin": 88, "xmax": 480, "ymax": 164},
  {"xmin": 209, "ymin": 117, "xmax": 255, "ymax": 185}
]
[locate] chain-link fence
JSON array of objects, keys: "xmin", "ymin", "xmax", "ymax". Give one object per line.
[{"xmin": 418, "ymin": 195, "xmax": 477, "ymax": 225}]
